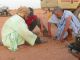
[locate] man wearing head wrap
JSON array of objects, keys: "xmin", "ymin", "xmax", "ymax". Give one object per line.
[{"xmin": 1, "ymin": 7, "xmax": 42, "ymax": 51}]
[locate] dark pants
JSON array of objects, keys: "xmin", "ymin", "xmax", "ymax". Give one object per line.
[
  {"xmin": 28, "ymin": 19, "xmax": 42, "ymax": 44},
  {"xmin": 68, "ymin": 43, "xmax": 80, "ymax": 52},
  {"xmin": 35, "ymin": 37, "xmax": 42, "ymax": 44},
  {"xmin": 29, "ymin": 19, "xmax": 41, "ymax": 31}
]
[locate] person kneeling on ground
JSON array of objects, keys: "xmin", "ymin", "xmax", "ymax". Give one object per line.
[
  {"xmin": 25, "ymin": 7, "xmax": 49, "ymax": 36},
  {"xmin": 25, "ymin": 7, "xmax": 41, "ymax": 32},
  {"xmin": 53, "ymin": 6, "xmax": 80, "ymax": 41},
  {"xmin": 1, "ymin": 7, "xmax": 42, "ymax": 51}
]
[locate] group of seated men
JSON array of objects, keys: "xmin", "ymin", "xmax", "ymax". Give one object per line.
[{"xmin": 1, "ymin": 6, "xmax": 80, "ymax": 51}]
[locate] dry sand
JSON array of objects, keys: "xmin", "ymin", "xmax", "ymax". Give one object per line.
[{"xmin": 0, "ymin": 13, "xmax": 78, "ymax": 60}]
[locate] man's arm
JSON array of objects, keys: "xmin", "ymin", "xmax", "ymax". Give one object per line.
[
  {"xmin": 60, "ymin": 16, "xmax": 72, "ymax": 40},
  {"xmin": 64, "ymin": 16, "xmax": 72, "ymax": 32}
]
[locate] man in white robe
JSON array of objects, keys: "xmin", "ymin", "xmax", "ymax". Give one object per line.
[{"xmin": 1, "ymin": 7, "xmax": 42, "ymax": 51}]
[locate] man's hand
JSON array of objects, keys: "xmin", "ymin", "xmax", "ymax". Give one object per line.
[{"xmin": 60, "ymin": 31, "xmax": 65, "ymax": 42}]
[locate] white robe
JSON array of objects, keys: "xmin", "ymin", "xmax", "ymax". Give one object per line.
[{"xmin": 1, "ymin": 14, "xmax": 37, "ymax": 51}]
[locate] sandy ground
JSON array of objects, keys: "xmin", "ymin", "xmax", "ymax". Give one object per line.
[{"xmin": 0, "ymin": 16, "xmax": 78, "ymax": 60}]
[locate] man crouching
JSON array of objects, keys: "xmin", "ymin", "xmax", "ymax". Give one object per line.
[{"xmin": 1, "ymin": 7, "xmax": 42, "ymax": 51}]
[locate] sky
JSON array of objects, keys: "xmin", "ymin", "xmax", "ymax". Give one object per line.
[{"xmin": 0, "ymin": 0, "xmax": 41, "ymax": 9}]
